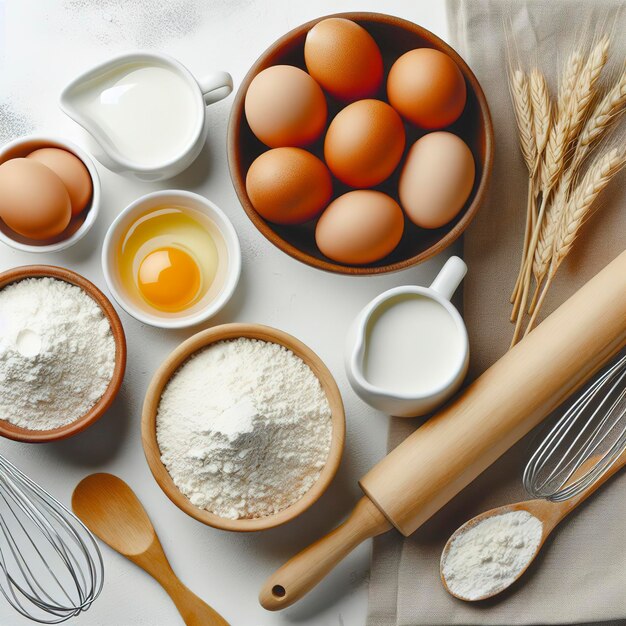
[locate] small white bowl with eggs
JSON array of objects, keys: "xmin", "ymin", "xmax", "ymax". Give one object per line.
[
  {"xmin": 102, "ymin": 190, "xmax": 241, "ymax": 329},
  {"xmin": 0, "ymin": 135, "xmax": 101, "ymax": 253}
]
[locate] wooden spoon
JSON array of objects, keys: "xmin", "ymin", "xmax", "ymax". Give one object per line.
[
  {"xmin": 440, "ymin": 448, "xmax": 626, "ymax": 601},
  {"xmin": 72, "ymin": 473, "xmax": 229, "ymax": 626}
]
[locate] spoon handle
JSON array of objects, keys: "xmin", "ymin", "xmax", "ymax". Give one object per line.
[
  {"xmin": 130, "ymin": 537, "xmax": 230, "ymax": 626},
  {"xmin": 161, "ymin": 578, "xmax": 230, "ymax": 626}
]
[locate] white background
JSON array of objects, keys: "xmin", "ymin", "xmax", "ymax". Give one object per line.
[{"xmin": 0, "ymin": 1, "xmax": 451, "ymax": 624}]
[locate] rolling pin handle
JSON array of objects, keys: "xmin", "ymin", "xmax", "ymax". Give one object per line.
[{"xmin": 259, "ymin": 497, "xmax": 392, "ymax": 611}]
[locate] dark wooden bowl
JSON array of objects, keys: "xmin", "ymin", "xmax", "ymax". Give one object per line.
[
  {"xmin": 0, "ymin": 266, "xmax": 127, "ymax": 443},
  {"xmin": 227, "ymin": 12, "xmax": 494, "ymax": 275}
]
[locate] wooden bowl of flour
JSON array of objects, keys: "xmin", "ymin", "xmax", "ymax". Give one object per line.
[
  {"xmin": 0, "ymin": 265, "xmax": 126, "ymax": 443},
  {"xmin": 142, "ymin": 323, "xmax": 345, "ymax": 532}
]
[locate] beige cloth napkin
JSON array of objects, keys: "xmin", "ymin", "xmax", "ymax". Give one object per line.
[{"xmin": 367, "ymin": 1, "xmax": 626, "ymax": 624}]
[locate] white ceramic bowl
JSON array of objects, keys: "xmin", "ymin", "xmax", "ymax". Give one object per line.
[
  {"xmin": 102, "ymin": 190, "xmax": 241, "ymax": 329},
  {"xmin": 0, "ymin": 135, "xmax": 101, "ymax": 253}
]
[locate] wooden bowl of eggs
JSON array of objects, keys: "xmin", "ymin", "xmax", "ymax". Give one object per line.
[{"xmin": 228, "ymin": 12, "xmax": 494, "ymax": 275}]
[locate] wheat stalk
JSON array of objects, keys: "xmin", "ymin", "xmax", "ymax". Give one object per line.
[
  {"xmin": 510, "ymin": 111, "xmax": 567, "ymax": 332},
  {"xmin": 510, "ymin": 69, "xmax": 537, "ymax": 173},
  {"xmin": 530, "ymin": 68, "xmax": 626, "ymax": 308},
  {"xmin": 538, "ymin": 46, "xmax": 586, "ymax": 191},
  {"xmin": 510, "ymin": 69, "xmax": 550, "ymax": 305},
  {"xmin": 571, "ymin": 65, "xmax": 626, "ymax": 170},
  {"xmin": 525, "ymin": 147, "xmax": 626, "ymax": 334},
  {"xmin": 508, "ymin": 69, "xmax": 539, "ymax": 305},
  {"xmin": 510, "ymin": 190, "xmax": 549, "ymax": 343},
  {"xmin": 530, "ymin": 69, "xmax": 551, "ymax": 161},
  {"xmin": 540, "ymin": 108, "xmax": 570, "ymax": 194},
  {"xmin": 529, "ymin": 176, "xmax": 570, "ymax": 310},
  {"xmin": 510, "ymin": 181, "xmax": 539, "ymax": 306},
  {"xmin": 555, "ymin": 147, "xmax": 625, "ymax": 260},
  {"xmin": 510, "ymin": 56, "xmax": 575, "ymax": 307},
  {"xmin": 534, "ymin": 181, "xmax": 568, "ymax": 277},
  {"xmin": 558, "ymin": 48, "xmax": 584, "ymax": 116},
  {"xmin": 565, "ymin": 35, "xmax": 610, "ymax": 145},
  {"xmin": 511, "ymin": 37, "xmax": 612, "ymax": 344},
  {"xmin": 535, "ymin": 41, "xmax": 607, "ymax": 196},
  {"xmin": 506, "ymin": 30, "xmax": 623, "ymax": 346}
]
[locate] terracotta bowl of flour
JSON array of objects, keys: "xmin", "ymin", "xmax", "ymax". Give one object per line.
[
  {"xmin": 142, "ymin": 323, "xmax": 345, "ymax": 532},
  {"xmin": 0, "ymin": 265, "xmax": 127, "ymax": 443}
]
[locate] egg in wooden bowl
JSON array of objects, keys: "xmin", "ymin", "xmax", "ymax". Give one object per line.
[{"xmin": 228, "ymin": 12, "xmax": 493, "ymax": 275}]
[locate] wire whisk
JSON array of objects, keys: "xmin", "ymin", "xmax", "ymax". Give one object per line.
[
  {"xmin": 0, "ymin": 455, "xmax": 103, "ymax": 623},
  {"xmin": 524, "ymin": 351, "xmax": 626, "ymax": 502}
]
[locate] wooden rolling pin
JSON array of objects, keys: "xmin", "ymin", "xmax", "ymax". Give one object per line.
[{"xmin": 259, "ymin": 250, "xmax": 626, "ymax": 611}]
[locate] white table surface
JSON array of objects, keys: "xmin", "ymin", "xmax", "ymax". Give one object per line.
[{"xmin": 0, "ymin": 1, "xmax": 451, "ymax": 624}]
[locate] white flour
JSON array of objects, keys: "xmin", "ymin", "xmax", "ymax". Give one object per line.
[
  {"xmin": 442, "ymin": 510, "xmax": 543, "ymax": 600},
  {"xmin": 156, "ymin": 338, "xmax": 333, "ymax": 519},
  {"xmin": 0, "ymin": 102, "xmax": 34, "ymax": 145},
  {"xmin": 0, "ymin": 278, "xmax": 116, "ymax": 431}
]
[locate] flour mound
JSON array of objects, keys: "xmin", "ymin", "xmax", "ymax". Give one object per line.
[
  {"xmin": 156, "ymin": 338, "xmax": 333, "ymax": 520},
  {"xmin": 0, "ymin": 278, "xmax": 116, "ymax": 430},
  {"xmin": 442, "ymin": 510, "xmax": 543, "ymax": 600}
]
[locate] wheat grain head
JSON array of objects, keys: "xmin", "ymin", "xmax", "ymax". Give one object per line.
[
  {"xmin": 565, "ymin": 35, "xmax": 611, "ymax": 145},
  {"xmin": 541, "ymin": 113, "xmax": 569, "ymax": 193},
  {"xmin": 558, "ymin": 48, "xmax": 584, "ymax": 115},
  {"xmin": 510, "ymin": 69, "xmax": 537, "ymax": 173},
  {"xmin": 553, "ymin": 147, "xmax": 626, "ymax": 266},
  {"xmin": 530, "ymin": 68, "xmax": 552, "ymax": 162},
  {"xmin": 578, "ymin": 65, "xmax": 626, "ymax": 151}
]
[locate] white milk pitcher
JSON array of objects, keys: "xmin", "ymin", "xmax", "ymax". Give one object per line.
[
  {"xmin": 60, "ymin": 52, "xmax": 233, "ymax": 181},
  {"xmin": 345, "ymin": 256, "xmax": 469, "ymax": 418}
]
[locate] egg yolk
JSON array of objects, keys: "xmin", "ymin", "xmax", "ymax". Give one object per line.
[{"xmin": 137, "ymin": 247, "xmax": 201, "ymax": 312}]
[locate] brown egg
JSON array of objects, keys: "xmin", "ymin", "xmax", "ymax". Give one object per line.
[
  {"xmin": 315, "ymin": 190, "xmax": 404, "ymax": 264},
  {"xmin": 304, "ymin": 18, "xmax": 383, "ymax": 102},
  {"xmin": 0, "ymin": 158, "xmax": 71, "ymax": 240},
  {"xmin": 387, "ymin": 49, "xmax": 467, "ymax": 129},
  {"xmin": 246, "ymin": 148, "xmax": 332, "ymax": 225},
  {"xmin": 399, "ymin": 132, "xmax": 475, "ymax": 229},
  {"xmin": 244, "ymin": 65, "xmax": 327, "ymax": 148},
  {"xmin": 27, "ymin": 148, "xmax": 92, "ymax": 216},
  {"xmin": 324, "ymin": 99, "xmax": 405, "ymax": 188}
]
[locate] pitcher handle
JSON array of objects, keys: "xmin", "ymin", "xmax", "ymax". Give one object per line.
[
  {"xmin": 198, "ymin": 71, "xmax": 233, "ymax": 106},
  {"xmin": 429, "ymin": 256, "xmax": 467, "ymax": 301}
]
